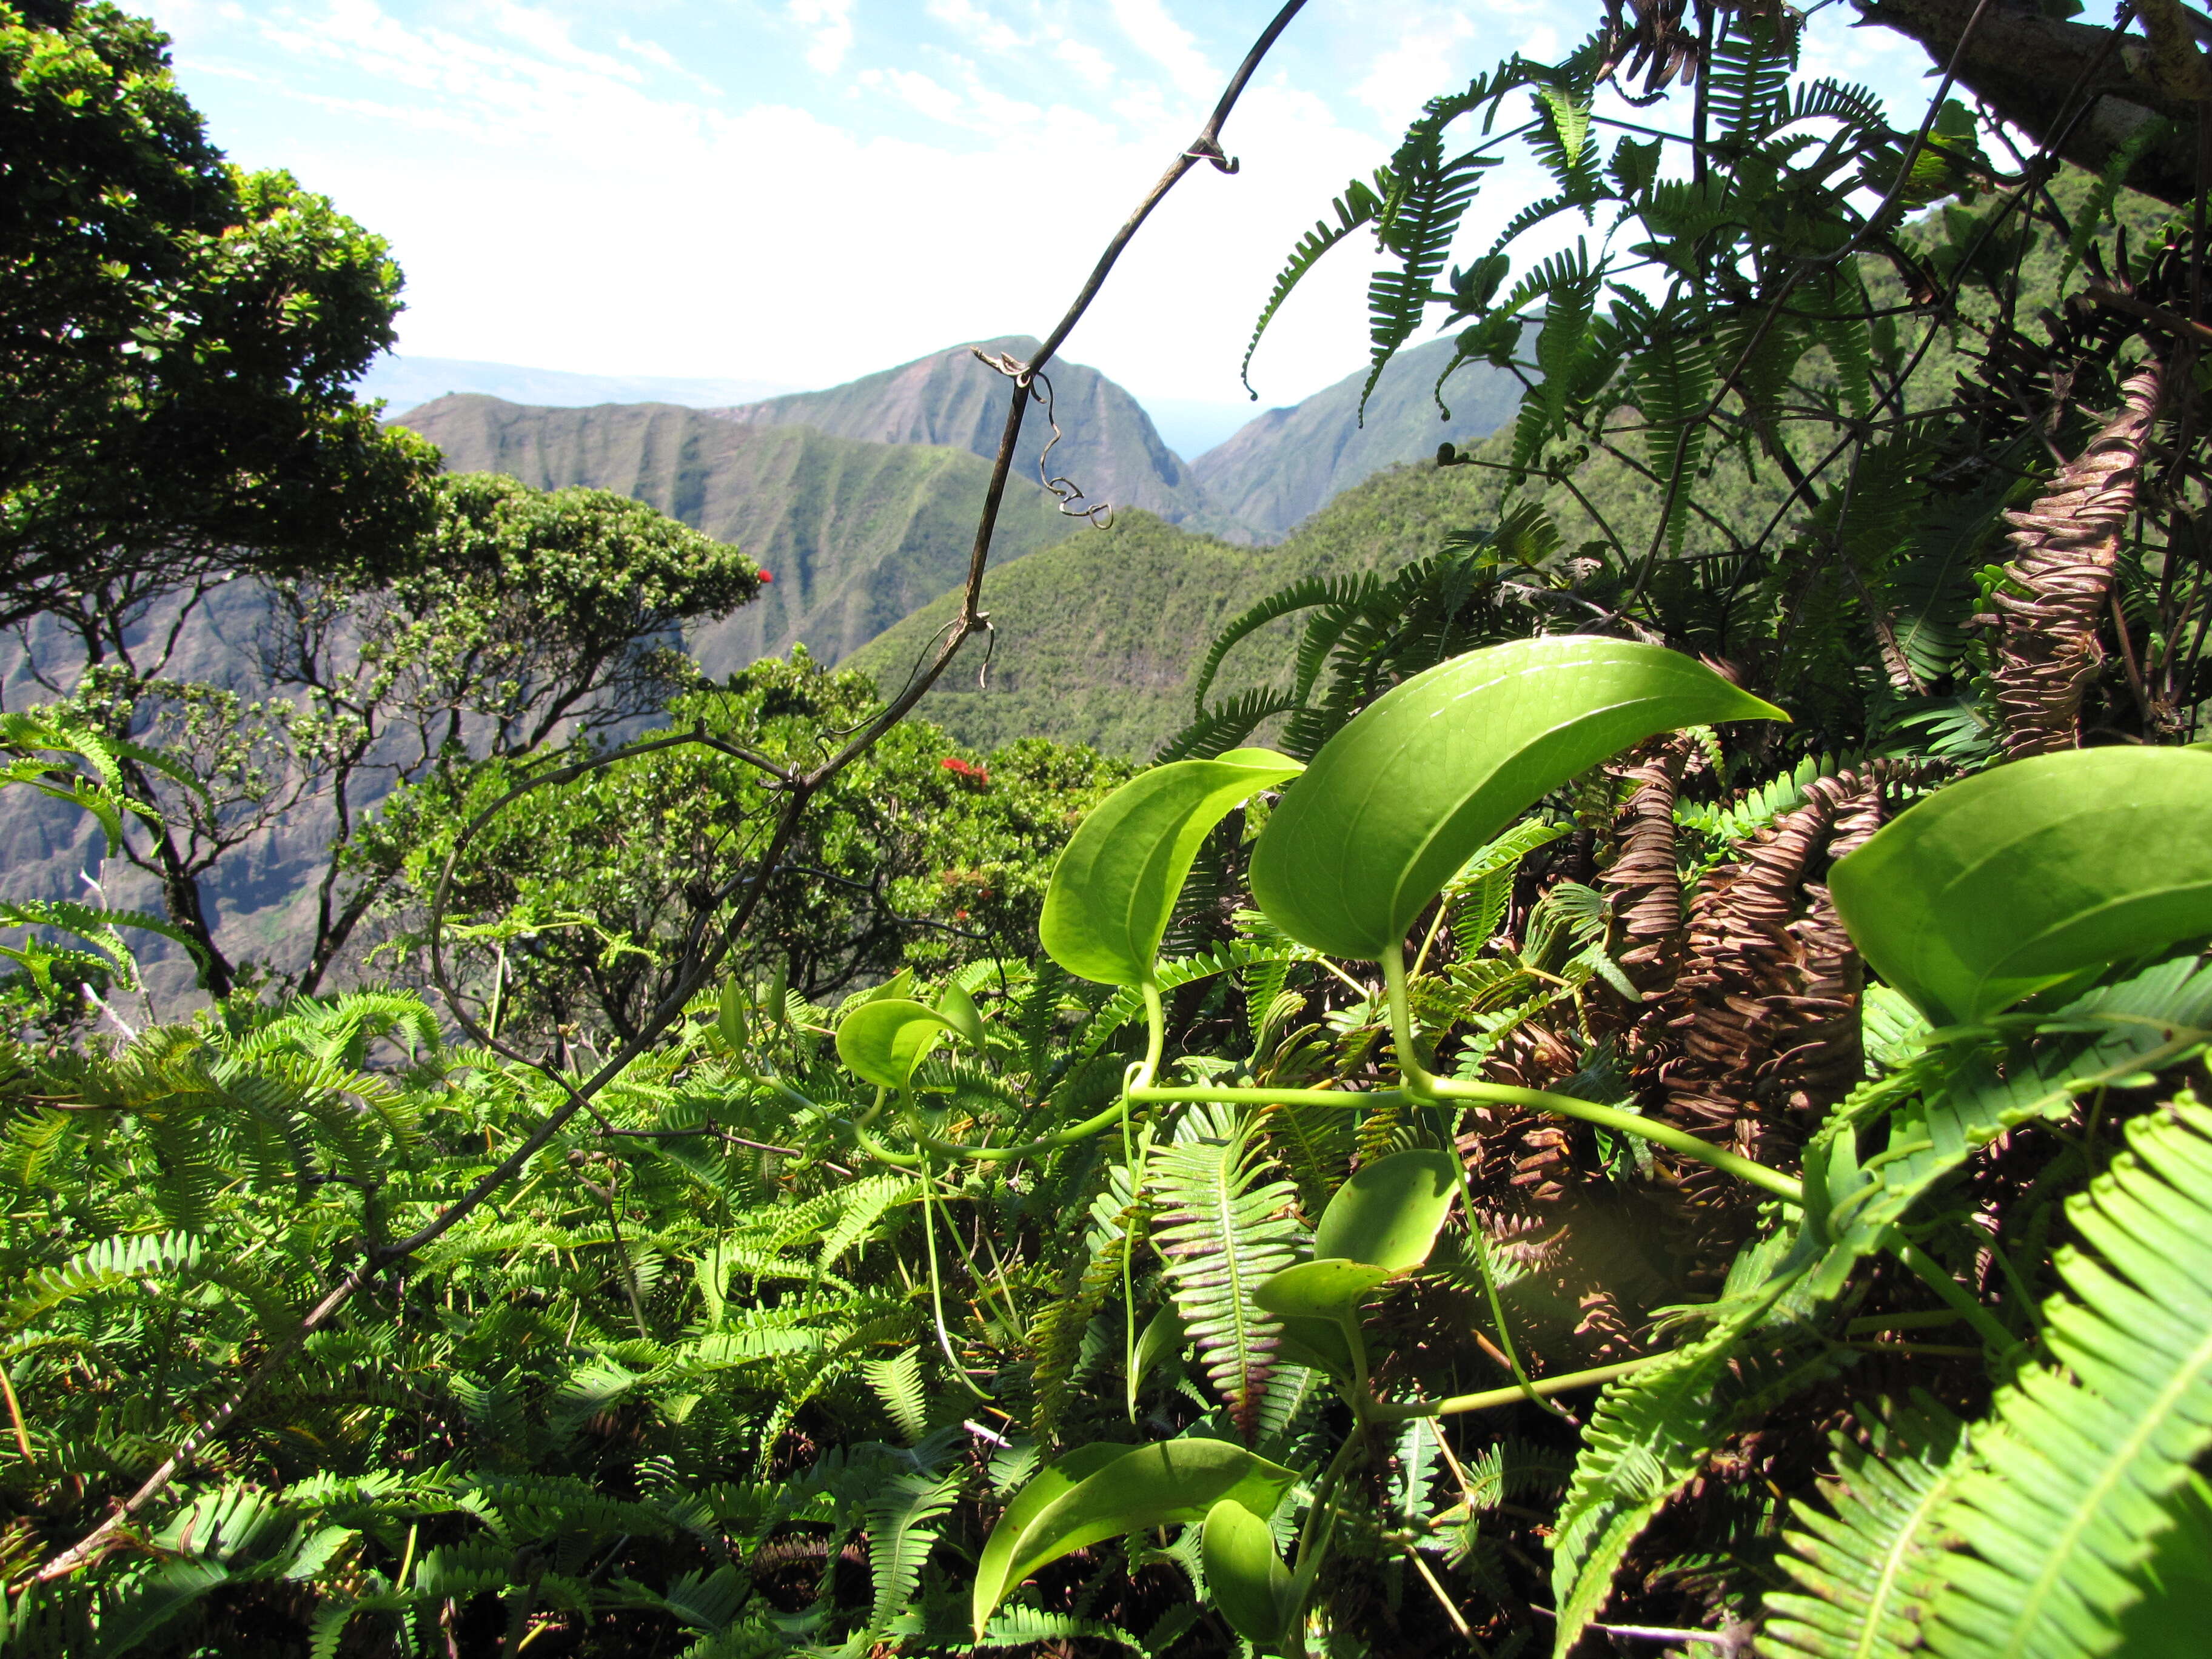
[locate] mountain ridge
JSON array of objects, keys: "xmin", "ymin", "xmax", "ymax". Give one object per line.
[
  {"xmin": 394, "ymin": 396, "xmax": 1083, "ymax": 676},
  {"xmin": 1192, "ymin": 338, "xmax": 1521, "ymax": 538},
  {"xmin": 360, "ymin": 354, "xmax": 796, "ymax": 413},
  {"xmin": 711, "ymin": 335, "xmax": 1236, "ymax": 535}
]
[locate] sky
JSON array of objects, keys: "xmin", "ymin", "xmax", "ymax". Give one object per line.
[{"xmin": 141, "ymin": 0, "xmax": 1940, "ymax": 421}]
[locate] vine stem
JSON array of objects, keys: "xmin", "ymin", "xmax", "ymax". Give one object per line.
[
  {"xmin": 1283, "ymin": 1421, "xmax": 1369, "ymax": 1654},
  {"xmin": 1888, "ymin": 1232, "xmax": 2020, "ymax": 1354},
  {"xmin": 1131, "ymin": 1085, "xmax": 1414, "ymax": 1110},
  {"xmin": 0, "ymin": 1364, "xmax": 34, "ymax": 1463},
  {"xmin": 918, "ymin": 1149, "xmax": 994, "ymax": 1401},
  {"xmin": 1369, "ymin": 1356, "xmax": 1659, "ymax": 1422},
  {"xmin": 1124, "ymin": 981, "xmax": 1164, "ymax": 1421},
  {"xmin": 1424, "ymin": 1098, "xmax": 1565, "ymax": 1419},
  {"xmin": 1425, "ymin": 1076, "xmax": 1803, "ymax": 1204},
  {"xmin": 1379, "ymin": 942, "xmax": 1803, "ymax": 1204}
]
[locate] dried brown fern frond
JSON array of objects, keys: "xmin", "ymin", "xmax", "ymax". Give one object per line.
[
  {"xmin": 1644, "ymin": 765, "xmax": 1933, "ymax": 1268},
  {"xmin": 1600, "ymin": 736, "xmax": 1692, "ymax": 991},
  {"xmin": 1980, "ymin": 359, "xmax": 2164, "ymax": 757}
]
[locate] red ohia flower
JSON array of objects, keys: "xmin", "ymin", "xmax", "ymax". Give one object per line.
[
  {"xmin": 940, "ymin": 757, "xmax": 990, "ymax": 787},
  {"xmin": 756, "ymin": 569, "xmax": 773, "ymax": 583}
]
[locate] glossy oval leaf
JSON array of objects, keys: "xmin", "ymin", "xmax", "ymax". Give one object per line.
[
  {"xmin": 1130, "ymin": 1301, "xmax": 1186, "ymax": 1411},
  {"xmin": 936, "ymin": 982, "xmax": 987, "ymax": 1048},
  {"xmin": 1829, "ymin": 747, "xmax": 2212, "ymax": 1025},
  {"xmin": 1248, "ymin": 638, "xmax": 1783, "ymax": 958},
  {"xmin": 1275, "ymin": 1313, "xmax": 1359, "ymax": 1381},
  {"xmin": 716, "ymin": 980, "xmax": 748, "ymax": 1051},
  {"xmin": 1201, "ymin": 1498, "xmax": 1292, "ymax": 1646},
  {"xmin": 973, "ymin": 1438, "xmax": 1299, "ymax": 1635},
  {"xmin": 971, "ymin": 1441, "xmax": 1133, "ymax": 1638},
  {"xmin": 1311, "ymin": 1148, "xmax": 1461, "ymax": 1272},
  {"xmin": 850, "ymin": 968, "xmax": 914, "ymax": 1007},
  {"xmin": 835, "ymin": 997, "xmax": 961, "ymax": 1091},
  {"xmin": 1042, "ymin": 748, "xmax": 1303, "ymax": 987},
  {"xmin": 1253, "ymin": 1259, "xmax": 1396, "ymax": 1324}
]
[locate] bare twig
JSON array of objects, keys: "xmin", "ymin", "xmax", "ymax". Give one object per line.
[{"xmin": 2083, "ymin": 281, "xmax": 2212, "ymax": 345}]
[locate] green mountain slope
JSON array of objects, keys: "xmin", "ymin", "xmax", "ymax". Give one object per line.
[
  {"xmin": 720, "ymin": 334, "xmax": 1229, "ymax": 532},
  {"xmin": 1192, "ymin": 337, "xmax": 1521, "ymax": 538},
  {"xmin": 395, "ymin": 395, "xmax": 1081, "ymax": 675},
  {"xmin": 842, "ymin": 457, "xmax": 1515, "ymax": 756}
]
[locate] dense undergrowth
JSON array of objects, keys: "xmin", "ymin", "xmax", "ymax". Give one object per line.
[{"xmin": 7, "ymin": 1, "xmax": 2212, "ymax": 1657}]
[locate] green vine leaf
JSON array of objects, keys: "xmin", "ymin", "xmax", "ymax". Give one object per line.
[
  {"xmin": 1250, "ymin": 637, "xmax": 1783, "ymax": 959},
  {"xmin": 971, "ymin": 1439, "xmax": 1298, "ymax": 1638},
  {"xmin": 835, "ymin": 997, "xmax": 964, "ymax": 1091},
  {"xmin": 1042, "ymin": 749, "xmax": 1302, "ymax": 989},
  {"xmin": 1831, "ymin": 748, "xmax": 2212, "ymax": 1025},
  {"xmin": 1201, "ymin": 1496, "xmax": 1293, "ymax": 1646}
]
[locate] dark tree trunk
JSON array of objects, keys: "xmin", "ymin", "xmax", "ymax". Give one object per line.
[{"xmin": 1855, "ymin": 0, "xmax": 2207, "ymax": 207}]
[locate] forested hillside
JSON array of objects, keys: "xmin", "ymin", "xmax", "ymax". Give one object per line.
[
  {"xmin": 395, "ymin": 395, "xmax": 1082, "ymax": 673},
  {"xmin": 845, "ymin": 458, "xmax": 1512, "ymax": 753}
]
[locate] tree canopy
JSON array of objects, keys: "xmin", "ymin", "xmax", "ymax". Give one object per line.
[{"xmin": 0, "ymin": 0, "xmax": 438, "ymax": 638}]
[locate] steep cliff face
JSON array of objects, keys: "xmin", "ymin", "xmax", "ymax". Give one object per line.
[
  {"xmin": 395, "ymin": 396, "xmax": 1079, "ymax": 676},
  {"xmin": 1191, "ymin": 338, "xmax": 1521, "ymax": 539},
  {"xmin": 712, "ymin": 335, "xmax": 1227, "ymax": 531}
]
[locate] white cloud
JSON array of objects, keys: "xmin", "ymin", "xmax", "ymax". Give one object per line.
[
  {"xmin": 1053, "ymin": 37, "xmax": 1115, "ymax": 89},
  {"xmin": 616, "ymin": 32, "xmax": 677, "ymax": 72},
  {"xmin": 788, "ymin": 0, "xmax": 854, "ymax": 75},
  {"xmin": 1107, "ymin": 0, "xmax": 1215, "ymax": 104},
  {"xmin": 926, "ymin": 0, "xmax": 1025, "ymax": 55},
  {"xmin": 484, "ymin": 2, "xmax": 639, "ymax": 81},
  {"xmin": 1353, "ymin": 11, "xmax": 1474, "ymax": 124},
  {"xmin": 857, "ymin": 66, "xmax": 968, "ymax": 126},
  {"xmin": 149, "ymin": 0, "xmax": 1425, "ymax": 405}
]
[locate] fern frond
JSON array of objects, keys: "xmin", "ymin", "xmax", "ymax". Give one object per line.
[
  {"xmin": 1242, "ymin": 173, "xmax": 1389, "ymax": 397},
  {"xmin": 860, "ymin": 1467, "xmax": 962, "ymax": 1643},
  {"xmin": 1627, "ymin": 301, "xmax": 1718, "ymax": 555},
  {"xmin": 978, "ymin": 1607, "xmax": 1145, "ymax": 1652},
  {"xmin": 1155, "ymin": 689, "xmax": 1300, "ymax": 765},
  {"xmin": 1923, "ymin": 1098, "xmax": 2212, "ymax": 1655},
  {"xmin": 1147, "ymin": 1104, "xmax": 1301, "ymax": 1441},
  {"xmin": 1511, "ymin": 247, "xmax": 1598, "ymax": 479},
  {"xmin": 1550, "ymin": 1265, "xmax": 1797, "ymax": 1651},
  {"xmin": 1260, "ymin": 1096, "xmax": 1354, "ymax": 1217},
  {"xmin": 1707, "ymin": 13, "xmax": 1795, "ymax": 142},
  {"xmin": 0, "ymin": 897, "xmax": 207, "ymax": 988},
  {"xmin": 1806, "ymin": 956, "xmax": 2212, "ymax": 1296},
  {"xmin": 1443, "ymin": 819, "xmax": 1569, "ymax": 951},
  {"xmin": 1364, "ymin": 145, "xmax": 1501, "ymax": 419},
  {"xmin": 1789, "ymin": 78, "xmax": 1887, "ymax": 129},
  {"xmin": 1079, "ymin": 943, "xmax": 1309, "ymax": 1057},
  {"xmin": 1527, "ymin": 81, "xmax": 1602, "ymax": 209},
  {"xmin": 1028, "ymin": 1157, "xmax": 1139, "ymax": 1438},
  {"xmin": 860, "ymin": 1347, "xmax": 931, "ymax": 1445},
  {"xmin": 1763, "ymin": 1398, "xmax": 1972, "ymax": 1659},
  {"xmin": 1187, "ymin": 572, "xmax": 1377, "ymax": 718},
  {"xmin": 1885, "ymin": 475, "xmax": 2013, "ymax": 685},
  {"xmin": 819, "ymin": 1173, "xmax": 914, "ymax": 1271},
  {"xmin": 7, "ymin": 1229, "xmax": 206, "ymax": 1327}
]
